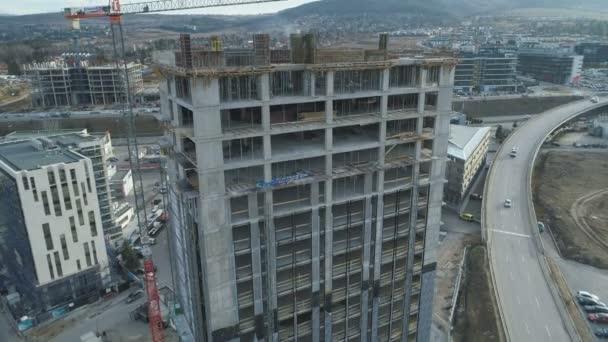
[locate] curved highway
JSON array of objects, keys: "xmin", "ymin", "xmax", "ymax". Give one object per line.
[{"xmin": 484, "ymin": 97, "xmax": 608, "ymax": 342}]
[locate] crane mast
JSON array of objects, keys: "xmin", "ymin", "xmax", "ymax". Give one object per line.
[{"xmin": 63, "ymin": 0, "xmax": 288, "ymax": 341}]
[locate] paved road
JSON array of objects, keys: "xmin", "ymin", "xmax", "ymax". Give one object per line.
[{"xmin": 484, "ymin": 97, "xmax": 608, "ymax": 342}]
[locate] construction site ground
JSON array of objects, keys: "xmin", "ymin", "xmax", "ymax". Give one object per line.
[
  {"xmin": 433, "ymin": 208, "xmax": 482, "ymax": 336},
  {"xmin": 451, "ymin": 245, "xmax": 503, "ymax": 342},
  {"xmin": 533, "ymin": 150, "xmax": 608, "ymax": 269}
]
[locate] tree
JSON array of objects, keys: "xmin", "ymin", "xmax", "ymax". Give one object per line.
[
  {"xmin": 121, "ymin": 241, "xmax": 139, "ymax": 272},
  {"xmin": 512, "ymin": 120, "xmax": 518, "ymax": 129},
  {"xmin": 495, "ymin": 124, "xmax": 503, "ymax": 139}
]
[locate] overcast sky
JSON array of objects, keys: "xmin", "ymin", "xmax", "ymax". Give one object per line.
[{"xmin": 5, "ymin": 0, "xmax": 318, "ymax": 15}]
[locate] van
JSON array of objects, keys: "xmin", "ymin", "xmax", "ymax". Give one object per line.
[{"xmin": 459, "ymin": 213, "xmax": 474, "ymax": 222}]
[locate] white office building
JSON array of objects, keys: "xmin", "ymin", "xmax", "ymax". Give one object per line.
[{"xmin": 0, "ymin": 139, "xmax": 109, "ymax": 316}]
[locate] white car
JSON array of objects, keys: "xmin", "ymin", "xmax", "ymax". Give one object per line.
[
  {"xmin": 504, "ymin": 199, "xmax": 512, "ymax": 208},
  {"xmin": 591, "ymin": 96, "xmax": 599, "ymax": 103},
  {"xmin": 577, "ymin": 290, "xmax": 600, "ymax": 301}
]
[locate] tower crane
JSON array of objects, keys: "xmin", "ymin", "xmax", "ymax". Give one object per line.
[{"xmin": 63, "ymin": 1, "xmax": 286, "ymax": 341}]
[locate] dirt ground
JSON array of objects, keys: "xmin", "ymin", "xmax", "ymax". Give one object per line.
[
  {"xmin": 452, "ymin": 245, "xmax": 503, "ymax": 342},
  {"xmin": 433, "ymin": 231, "xmax": 480, "ymax": 324},
  {"xmin": 533, "ymin": 150, "xmax": 608, "ymax": 269}
]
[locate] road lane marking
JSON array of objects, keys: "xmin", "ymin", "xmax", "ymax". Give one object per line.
[
  {"xmin": 491, "ymin": 229, "xmax": 531, "ymax": 238},
  {"xmin": 545, "ymin": 325, "xmax": 551, "ymax": 338},
  {"xmin": 516, "ymin": 295, "xmax": 521, "ymax": 305},
  {"xmin": 506, "ymin": 255, "xmax": 510, "ymax": 263},
  {"xmin": 535, "ymin": 297, "xmax": 540, "ymax": 308},
  {"xmin": 527, "ymin": 272, "xmax": 531, "ymax": 282},
  {"xmin": 510, "ymin": 272, "xmax": 514, "ymax": 281},
  {"xmin": 521, "ymin": 255, "xmax": 525, "ymax": 263},
  {"xmin": 524, "ymin": 321, "xmax": 530, "ymax": 334}
]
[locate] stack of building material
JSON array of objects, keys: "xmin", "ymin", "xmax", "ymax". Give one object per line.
[{"xmin": 297, "ymin": 111, "xmax": 325, "ymax": 122}]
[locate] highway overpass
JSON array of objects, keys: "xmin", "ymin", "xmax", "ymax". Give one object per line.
[{"xmin": 483, "ymin": 97, "xmax": 608, "ymax": 342}]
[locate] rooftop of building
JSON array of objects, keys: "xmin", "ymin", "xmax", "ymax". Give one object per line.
[
  {"xmin": 153, "ymin": 33, "xmax": 456, "ymax": 76},
  {"xmin": 3, "ymin": 129, "xmax": 105, "ymax": 148},
  {"xmin": 448, "ymin": 124, "xmax": 491, "ymax": 161},
  {"xmin": 0, "ymin": 139, "xmax": 84, "ymax": 172},
  {"xmin": 111, "ymin": 169, "xmax": 131, "ymax": 182}
]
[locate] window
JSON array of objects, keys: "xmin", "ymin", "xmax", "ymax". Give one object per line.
[
  {"xmin": 91, "ymin": 241, "xmax": 99, "ymax": 265},
  {"xmin": 47, "ymin": 254, "xmax": 55, "ymax": 280},
  {"xmin": 76, "ymin": 199, "xmax": 84, "ymax": 225},
  {"xmin": 59, "ymin": 169, "xmax": 67, "ymax": 184},
  {"xmin": 83, "ymin": 243, "xmax": 92, "ymax": 267},
  {"xmin": 47, "ymin": 170, "xmax": 56, "ymax": 185},
  {"xmin": 22, "ymin": 176, "xmax": 29, "ymax": 190},
  {"xmin": 42, "ymin": 191, "xmax": 51, "ymax": 215},
  {"xmin": 88, "ymin": 211, "xmax": 98, "ymax": 237},
  {"xmin": 53, "ymin": 251, "xmax": 63, "ymax": 277},
  {"xmin": 60, "ymin": 234, "xmax": 69, "ymax": 260},
  {"xmin": 76, "ymin": 259, "xmax": 81, "ymax": 271},
  {"xmin": 30, "ymin": 177, "xmax": 38, "ymax": 201},
  {"xmin": 43, "ymin": 223, "xmax": 53, "ymax": 250},
  {"xmin": 67, "ymin": 217, "xmax": 78, "ymax": 243},
  {"xmin": 81, "ymin": 183, "xmax": 88, "ymax": 206},
  {"xmin": 84, "ymin": 166, "xmax": 92, "ymax": 192},
  {"xmin": 71, "ymin": 169, "xmax": 79, "ymax": 196},
  {"xmin": 50, "ymin": 185, "xmax": 62, "ymax": 216},
  {"xmin": 62, "ymin": 183, "xmax": 72, "ymax": 210}
]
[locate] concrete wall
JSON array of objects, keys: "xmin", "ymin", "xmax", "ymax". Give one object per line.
[
  {"xmin": 453, "ymin": 95, "xmax": 583, "ymax": 118},
  {"xmin": 0, "ymin": 116, "xmax": 163, "ymax": 138}
]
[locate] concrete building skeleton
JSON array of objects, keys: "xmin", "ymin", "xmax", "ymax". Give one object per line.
[
  {"xmin": 24, "ymin": 61, "xmax": 143, "ymax": 108},
  {"xmin": 156, "ymin": 33, "xmax": 455, "ymax": 342}
]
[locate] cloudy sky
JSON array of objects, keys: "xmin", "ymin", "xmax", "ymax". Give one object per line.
[{"xmin": 5, "ymin": 0, "xmax": 317, "ymax": 15}]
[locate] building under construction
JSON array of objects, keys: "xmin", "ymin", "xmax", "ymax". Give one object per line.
[
  {"xmin": 156, "ymin": 33, "xmax": 455, "ymax": 342},
  {"xmin": 24, "ymin": 61, "xmax": 143, "ymax": 108}
]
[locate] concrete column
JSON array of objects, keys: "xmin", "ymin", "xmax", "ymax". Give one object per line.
[
  {"xmin": 382, "ymin": 68, "xmax": 390, "ymax": 91},
  {"xmin": 263, "ymin": 135, "xmax": 272, "ymax": 161},
  {"xmin": 262, "ymin": 105, "xmax": 270, "ymax": 131},
  {"xmin": 417, "ymin": 92, "xmax": 426, "ymax": 114},
  {"xmin": 370, "ymin": 172, "xmax": 385, "ymax": 341},
  {"xmin": 191, "ymin": 75, "xmax": 240, "ymax": 340},
  {"xmin": 310, "ymin": 71, "xmax": 316, "ymax": 97},
  {"xmin": 263, "ymin": 190, "xmax": 279, "ymax": 342},
  {"xmin": 323, "ymin": 137, "xmax": 334, "ymax": 342},
  {"xmin": 248, "ymin": 193, "xmax": 266, "ymax": 341},
  {"xmin": 326, "ymin": 71, "xmax": 335, "ymax": 97},
  {"xmin": 359, "ymin": 172, "xmax": 374, "ymax": 341},
  {"xmin": 325, "ymin": 100, "xmax": 333, "ymax": 125},
  {"xmin": 399, "ymin": 137, "xmax": 422, "ymax": 342},
  {"xmin": 310, "ymin": 182, "xmax": 321, "ymax": 341},
  {"xmin": 381, "ymin": 95, "xmax": 388, "ymax": 117},
  {"xmin": 258, "ymin": 73, "xmax": 270, "ymax": 102},
  {"xmin": 420, "ymin": 68, "xmax": 428, "ymax": 89}
]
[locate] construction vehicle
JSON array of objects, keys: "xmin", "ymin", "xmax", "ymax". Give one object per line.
[{"xmin": 62, "ymin": 1, "xmax": 287, "ymax": 341}]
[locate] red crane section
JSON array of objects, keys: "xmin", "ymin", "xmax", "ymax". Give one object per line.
[{"xmin": 144, "ymin": 259, "xmax": 164, "ymax": 342}]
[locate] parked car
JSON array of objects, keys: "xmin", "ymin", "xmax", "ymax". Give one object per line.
[
  {"xmin": 459, "ymin": 213, "xmax": 474, "ymax": 222},
  {"xmin": 159, "ymin": 187, "xmax": 167, "ymax": 194},
  {"xmin": 584, "ymin": 305, "xmax": 608, "ymax": 314},
  {"xmin": 537, "ymin": 222, "xmax": 545, "ymax": 233},
  {"xmin": 504, "ymin": 199, "xmax": 512, "ymax": 208},
  {"xmin": 577, "ymin": 290, "xmax": 600, "ymax": 301},
  {"xmin": 578, "ymin": 295, "xmax": 605, "ymax": 306},
  {"xmin": 596, "ymin": 328, "xmax": 608, "ymax": 338},
  {"xmin": 125, "ymin": 290, "xmax": 144, "ymax": 304},
  {"xmin": 589, "ymin": 313, "xmax": 608, "ymax": 323},
  {"xmin": 108, "ymin": 157, "xmax": 119, "ymax": 163},
  {"xmin": 470, "ymin": 193, "xmax": 482, "ymax": 200}
]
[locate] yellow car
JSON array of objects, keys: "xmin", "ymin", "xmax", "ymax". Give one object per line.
[{"xmin": 459, "ymin": 213, "xmax": 474, "ymax": 222}]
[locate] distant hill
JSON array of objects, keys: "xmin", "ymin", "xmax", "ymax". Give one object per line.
[{"xmin": 279, "ymin": 0, "xmax": 607, "ymax": 18}]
